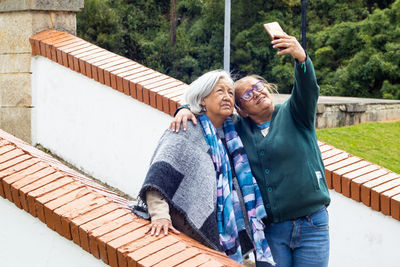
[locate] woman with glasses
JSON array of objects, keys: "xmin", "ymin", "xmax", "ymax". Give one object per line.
[{"xmin": 172, "ymin": 33, "xmax": 330, "ymax": 267}]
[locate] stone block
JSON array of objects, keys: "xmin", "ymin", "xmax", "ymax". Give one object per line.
[
  {"xmin": 0, "ymin": 73, "xmax": 32, "ymax": 106},
  {"xmin": 0, "ymin": 53, "xmax": 31, "ymax": 73},
  {"xmin": 0, "ymin": 0, "xmax": 84, "ymax": 12},
  {"xmin": 0, "ymin": 12, "xmax": 34, "ymax": 53},
  {"xmin": 0, "ymin": 11, "xmax": 77, "ymax": 53},
  {"xmin": 0, "ymin": 107, "xmax": 31, "ymax": 143}
]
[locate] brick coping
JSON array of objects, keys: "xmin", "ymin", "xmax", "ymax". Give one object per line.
[
  {"xmin": 0, "ymin": 129, "xmax": 242, "ymax": 267},
  {"xmin": 29, "ymin": 30, "xmax": 188, "ymax": 117},
  {"xmin": 318, "ymin": 140, "xmax": 400, "ymax": 220}
]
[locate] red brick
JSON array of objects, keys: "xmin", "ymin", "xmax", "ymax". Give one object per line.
[
  {"xmin": 169, "ymin": 97, "xmax": 182, "ymax": 116},
  {"xmin": 176, "ymin": 254, "xmax": 212, "ymax": 267},
  {"xmin": 43, "ymin": 187, "xmax": 91, "ymax": 230},
  {"xmin": 85, "ymin": 53, "xmax": 117, "ymax": 79},
  {"xmin": 11, "ymin": 167, "xmax": 56, "ymax": 208},
  {"xmin": 152, "ymin": 247, "xmax": 201, "ymax": 267},
  {"xmin": 45, "ymin": 35, "xmax": 76, "ymax": 60},
  {"xmin": 38, "ymin": 32, "xmax": 66, "ymax": 56},
  {"xmin": 125, "ymin": 235, "xmax": 179, "ymax": 267},
  {"xmin": 321, "ymin": 148, "xmax": 344, "ymax": 160},
  {"xmin": 128, "ymin": 72, "xmax": 162, "ymax": 101},
  {"xmin": 144, "ymin": 77, "xmax": 176, "ymax": 102},
  {"xmin": 390, "ymin": 194, "xmax": 400, "ymax": 220},
  {"xmin": 138, "ymin": 75, "xmax": 171, "ymax": 104},
  {"xmin": 136, "ymin": 241, "xmax": 187, "ymax": 267},
  {"xmin": 106, "ymin": 225, "xmax": 151, "ymax": 267},
  {"xmin": 370, "ymin": 178, "xmax": 400, "ymax": 211},
  {"xmin": 322, "ymin": 152, "xmax": 349, "ymax": 167},
  {"xmin": 123, "ymin": 69, "xmax": 155, "ymax": 97},
  {"xmin": 150, "ymin": 81, "xmax": 183, "ymax": 104},
  {"xmin": 56, "ymin": 193, "xmax": 110, "ymax": 239},
  {"xmin": 27, "ymin": 176, "xmax": 74, "ymax": 217},
  {"xmin": 0, "ymin": 148, "xmax": 25, "ymax": 164},
  {"xmin": 42, "ymin": 34, "xmax": 73, "ymax": 58},
  {"xmin": 61, "ymin": 43, "xmax": 92, "ymax": 67},
  {"xmin": 69, "ymin": 202, "xmax": 120, "ymax": 245},
  {"xmin": 0, "ymin": 144, "xmax": 16, "ymax": 155},
  {"xmin": 318, "ymin": 144, "xmax": 333, "ymax": 153},
  {"xmin": 97, "ymin": 58, "xmax": 129, "ymax": 84},
  {"xmin": 198, "ymin": 260, "xmax": 224, "ymax": 267},
  {"xmin": 361, "ymin": 172, "xmax": 400, "ymax": 206},
  {"xmin": 0, "ymin": 158, "xmax": 39, "ymax": 197},
  {"xmin": 350, "ymin": 168, "xmax": 390, "ymax": 202},
  {"xmin": 110, "ymin": 65, "xmax": 141, "ymax": 89},
  {"xmin": 78, "ymin": 50, "xmax": 111, "ymax": 75},
  {"xmin": 324, "ymin": 156, "xmax": 362, "ymax": 189},
  {"xmin": 331, "ymin": 161, "xmax": 371, "ymax": 193},
  {"xmin": 158, "ymin": 85, "xmax": 187, "ymax": 113},
  {"xmin": 72, "ymin": 48, "xmax": 105, "ymax": 72},
  {"xmin": 340, "ymin": 165, "xmax": 380, "ymax": 197},
  {"xmin": 77, "ymin": 209, "xmax": 130, "ymax": 253},
  {"xmin": 95, "ymin": 218, "xmax": 146, "ymax": 263},
  {"xmin": 116, "ymin": 234, "xmax": 165, "ymax": 267},
  {"xmin": 381, "ymin": 186, "xmax": 400, "ymax": 216},
  {"xmin": 53, "ymin": 39, "xmax": 84, "ymax": 63},
  {"xmin": 104, "ymin": 62, "xmax": 137, "ymax": 87},
  {"xmin": 0, "ymin": 154, "xmax": 32, "ymax": 172},
  {"xmin": 19, "ymin": 172, "xmax": 64, "ymax": 212},
  {"xmin": 90, "ymin": 55, "xmax": 121, "ymax": 81},
  {"xmin": 31, "ymin": 30, "xmax": 62, "ymax": 56},
  {"xmin": 2, "ymin": 162, "xmax": 48, "ymax": 202},
  {"xmin": 117, "ymin": 67, "xmax": 149, "ymax": 93}
]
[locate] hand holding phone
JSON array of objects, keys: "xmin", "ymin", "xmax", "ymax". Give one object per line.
[{"xmin": 264, "ymin": 22, "xmax": 287, "ymax": 51}]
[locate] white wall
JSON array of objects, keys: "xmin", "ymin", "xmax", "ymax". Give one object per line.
[
  {"xmin": 329, "ymin": 190, "xmax": 400, "ymax": 267},
  {"xmin": 31, "ymin": 57, "xmax": 172, "ymax": 197},
  {"xmin": 0, "ymin": 197, "xmax": 107, "ymax": 267}
]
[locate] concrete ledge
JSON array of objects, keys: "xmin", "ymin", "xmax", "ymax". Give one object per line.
[
  {"xmin": 274, "ymin": 94, "xmax": 400, "ymax": 128},
  {"xmin": 0, "ymin": 0, "xmax": 84, "ymax": 12}
]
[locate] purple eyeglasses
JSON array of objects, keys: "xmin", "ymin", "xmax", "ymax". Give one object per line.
[{"xmin": 240, "ymin": 80, "xmax": 265, "ymax": 101}]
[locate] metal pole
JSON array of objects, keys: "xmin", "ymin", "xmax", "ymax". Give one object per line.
[
  {"xmin": 301, "ymin": 0, "xmax": 308, "ymax": 50},
  {"xmin": 224, "ymin": 0, "xmax": 231, "ymax": 72}
]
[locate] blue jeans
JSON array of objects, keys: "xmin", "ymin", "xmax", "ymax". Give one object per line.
[{"xmin": 256, "ymin": 207, "xmax": 330, "ymax": 267}]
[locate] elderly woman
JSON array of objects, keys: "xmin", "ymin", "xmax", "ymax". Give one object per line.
[
  {"xmin": 172, "ymin": 34, "xmax": 330, "ymax": 267},
  {"xmin": 137, "ymin": 70, "xmax": 274, "ymax": 264}
]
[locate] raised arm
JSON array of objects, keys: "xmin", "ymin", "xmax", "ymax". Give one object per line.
[{"xmin": 272, "ymin": 34, "xmax": 318, "ymax": 129}]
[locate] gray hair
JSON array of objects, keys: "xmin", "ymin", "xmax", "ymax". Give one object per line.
[{"xmin": 184, "ymin": 70, "xmax": 233, "ymax": 114}]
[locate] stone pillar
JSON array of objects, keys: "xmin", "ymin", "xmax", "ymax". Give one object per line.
[{"xmin": 0, "ymin": 0, "xmax": 84, "ymax": 142}]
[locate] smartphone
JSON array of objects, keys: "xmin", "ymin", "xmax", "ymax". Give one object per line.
[{"xmin": 263, "ymin": 22, "xmax": 286, "ymax": 51}]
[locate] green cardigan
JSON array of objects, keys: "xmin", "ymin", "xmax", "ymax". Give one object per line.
[{"xmin": 234, "ymin": 56, "xmax": 330, "ymax": 223}]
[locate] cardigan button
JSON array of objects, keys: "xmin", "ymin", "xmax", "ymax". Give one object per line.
[
  {"xmin": 267, "ymin": 187, "xmax": 273, "ymax": 192},
  {"xmin": 260, "ymin": 151, "xmax": 265, "ymax": 156},
  {"xmin": 264, "ymin": 169, "xmax": 270, "ymax": 175},
  {"xmin": 266, "ymin": 204, "xmax": 271, "ymax": 209}
]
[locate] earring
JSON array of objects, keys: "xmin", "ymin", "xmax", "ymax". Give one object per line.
[{"xmin": 201, "ymin": 105, "xmax": 207, "ymax": 112}]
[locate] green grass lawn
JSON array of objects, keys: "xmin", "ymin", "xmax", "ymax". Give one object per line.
[{"xmin": 316, "ymin": 121, "xmax": 400, "ymax": 174}]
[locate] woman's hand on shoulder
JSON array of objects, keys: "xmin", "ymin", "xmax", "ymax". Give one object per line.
[
  {"xmin": 272, "ymin": 34, "xmax": 306, "ymax": 62},
  {"xmin": 146, "ymin": 218, "xmax": 180, "ymax": 236},
  {"xmin": 169, "ymin": 108, "xmax": 197, "ymax": 132}
]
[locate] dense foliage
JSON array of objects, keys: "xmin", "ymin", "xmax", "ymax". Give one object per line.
[{"xmin": 77, "ymin": 0, "xmax": 400, "ymax": 99}]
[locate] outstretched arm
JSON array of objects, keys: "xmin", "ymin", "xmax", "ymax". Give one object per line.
[{"xmin": 169, "ymin": 108, "xmax": 197, "ymax": 132}]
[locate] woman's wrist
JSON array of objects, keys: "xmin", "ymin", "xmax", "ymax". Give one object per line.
[{"xmin": 173, "ymin": 104, "xmax": 190, "ymax": 117}]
